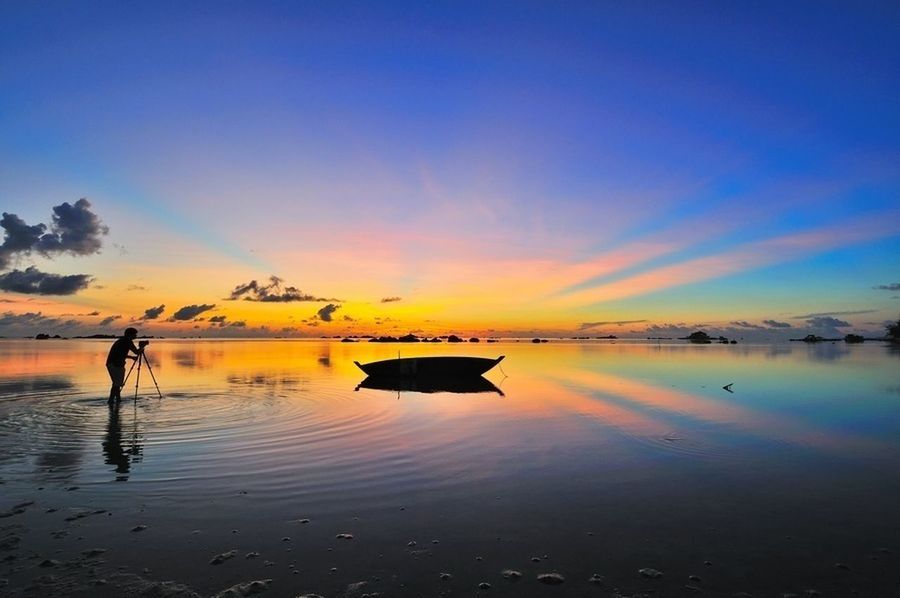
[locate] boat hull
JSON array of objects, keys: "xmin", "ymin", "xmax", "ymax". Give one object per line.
[
  {"xmin": 354, "ymin": 355, "xmax": 504, "ymax": 378},
  {"xmin": 356, "ymin": 375, "xmax": 504, "ymax": 395}
]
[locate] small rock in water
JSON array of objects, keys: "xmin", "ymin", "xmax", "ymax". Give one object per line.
[
  {"xmin": 439, "ymin": 572, "xmax": 452, "ymax": 580},
  {"xmin": 335, "ymin": 533, "xmax": 354, "ymax": 540},
  {"xmin": 82, "ymin": 548, "xmax": 108, "ymax": 557},
  {"xmin": 704, "ymin": 560, "xmax": 713, "ymax": 566},
  {"xmin": 530, "ymin": 556, "xmax": 541, "ymax": 563},
  {"xmin": 501, "ymin": 570, "xmax": 522, "ymax": 580},
  {"xmin": 537, "ymin": 573, "xmax": 565, "ymax": 585},
  {"xmin": 639, "ymin": 568, "xmax": 664, "ymax": 579},
  {"xmin": 329, "ymin": 567, "xmax": 338, "ymax": 573},
  {"xmin": 588, "ymin": 573, "xmax": 604, "ymax": 584},
  {"xmin": 281, "ymin": 537, "xmax": 291, "ymax": 542},
  {"xmin": 39, "ymin": 559, "xmax": 60, "ymax": 567},
  {"xmin": 688, "ymin": 574, "xmax": 702, "ymax": 582},
  {"xmin": 211, "ymin": 578, "xmax": 271, "ymax": 598},
  {"xmin": 210, "ymin": 550, "xmax": 238, "ymax": 565},
  {"xmin": 432, "ymin": 539, "xmax": 439, "ymax": 544},
  {"xmin": 297, "ymin": 518, "xmax": 311, "ymax": 524},
  {"xmin": 407, "ymin": 540, "xmax": 417, "ymax": 547},
  {"xmin": 245, "ymin": 552, "xmax": 260, "ymax": 559},
  {"xmin": 478, "ymin": 582, "xmax": 491, "ymax": 589},
  {"xmin": 131, "ymin": 525, "xmax": 147, "ymax": 532},
  {"xmin": 263, "ymin": 561, "xmax": 275, "ymax": 567},
  {"xmin": 475, "ymin": 556, "xmax": 483, "ymax": 561}
]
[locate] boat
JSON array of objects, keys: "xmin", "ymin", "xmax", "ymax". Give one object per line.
[
  {"xmin": 355, "ymin": 375, "xmax": 504, "ymax": 396},
  {"xmin": 353, "ymin": 355, "xmax": 505, "ymax": 378}
]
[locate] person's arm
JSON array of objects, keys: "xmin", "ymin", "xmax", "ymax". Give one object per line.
[{"xmin": 127, "ymin": 340, "xmax": 141, "ymax": 358}]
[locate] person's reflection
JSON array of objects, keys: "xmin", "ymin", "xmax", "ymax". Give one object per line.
[{"xmin": 103, "ymin": 403, "xmax": 141, "ymax": 481}]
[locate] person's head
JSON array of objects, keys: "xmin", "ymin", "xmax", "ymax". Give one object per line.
[{"xmin": 124, "ymin": 327, "xmax": 138, "ymax": 339}]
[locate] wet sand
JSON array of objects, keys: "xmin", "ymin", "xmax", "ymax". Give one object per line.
[{"xmin": 2, "ymin": 339, "xmax": 900, "ymax": 596}]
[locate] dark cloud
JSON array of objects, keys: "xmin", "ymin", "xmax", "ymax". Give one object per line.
[
  {"xmin": 578, "ymin": 319, "xmax": 648, "ymax": 330},
  {"xmin": 763, "ymin": 319, "xmax": 792, "ymax": 328},
  {"xmin": 209, "ymin": 315, "xmax": 227, "ymax": 323},
  {"xmin": 126, "ymin": 284, "xmax": 148, "ymax": 291},
  {"xmin": 0, "ymin": 213, "xmax": 45, "ymax": 267},
  {"xmin": 874, "ymin": 283, "xmax": 900, "ymax": 291},
  {"xmin": 228, "ymin": 320, "xmax": 246, "ymax": 327},
  {"xmin": 316, "ymin": 303, "xmax": 340, "ymax": 322},
  {"xmin": 806, "ymin": 316, "xmax": 852, "ymax": 329},
  {"xmin": 730, "ymin": 321, "xmax": 765, "ymax": 329},
  {"xmin": 140, "ymin": 304, "xmax": 166, "ymax": 320},
  {"xmin": 792, "ymin": 310, "xmax": 876, "ymax": 319},
  {"xmin": 227, "ymin": 275, "xmax": 339, "ymax": 302},
  {"xmin": 0, "ymin": 266, "xmax": 92, "ymax": 295},
  {"xmin": 0, "ymin": 200, "xmax": 107, "ymax": 296},
  {"xmin": 380, "ymin": 296, "xmax": 402, "ymax": 303},
  {"xmin": 342, "ymin": 314, "xmax": 356, "ymax": 321},
  {"xmin": 170, "ymin": 304, "xmax": 216, "ymax": 321},
  {"xmin": 34, "ymin": 199, "xmax": 108, "ymax": 256},
  {"xmin": 86, "ymin": 311, "xmax": 100, "ymax": 316},
  {"xmin": 0, "ymin": 311, "xmax": 53, "ymax": 327},
  {"xmin": 99, "ymin": 315, "xmax": 122, "ymax": 326}
]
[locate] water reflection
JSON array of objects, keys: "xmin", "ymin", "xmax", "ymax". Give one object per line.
[
  {"xmin": 102, "ymin": 403, "xmax": 143, "ymax": 481},
  {"xmin": 356, "ymin": 375, "xmax": 505, "ymax": 395}
]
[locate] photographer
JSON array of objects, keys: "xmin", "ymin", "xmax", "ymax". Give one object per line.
[{"xmin": 106, "ymin": 327, "xmax": 146, "ymax": 405}]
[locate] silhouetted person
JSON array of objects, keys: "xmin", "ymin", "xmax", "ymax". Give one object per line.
[{"xmin": 107, "ymin": 327, "xmax": 142, "ymax": 404}]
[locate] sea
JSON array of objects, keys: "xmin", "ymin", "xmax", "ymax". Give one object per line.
[{"xmin": 1, "ymin": 339, "xmax": 898, "ymax": 597}]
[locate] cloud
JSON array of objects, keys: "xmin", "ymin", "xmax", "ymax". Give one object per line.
[
  {"xmin": 227, "ymin": 275, "xmax": 339, "ymax": 302},
  {"xmin": 806, "ymin": 316, "xmax": 852, "ymax": 329},
  {"xmin": 380, "ymin": 296, "xmax": 402, "ymax": 303},
  {"xmin": 763, "ymin": 319, "xmax": 792, "ymax": 328},
  {"xmin": 140, "ymin": 304, "xmax": 166, "ymax": 320},
  {"xmin": 0, "ymin": 311, "xmax": 54, "ymax": 327},
  {"xmin": 209, "ymin": 315, "xmax": 227, "ymax": 323},
  {"xmin": 0, "ymin": 266, "xmax": 92, "ymax": 295},
  {"xmin": 874, "ymin": 283, "xmax": 900, "ymax": 291},
  {"xmin": 228, "ymin": 320, "xmax": 247, "ymax": 327},
  {"xmin": 792, "ymin": 310, "xmax": 876, "ymax": 319},
  {"xmin": 34, "ymin": 199, "xmax": 108, "ymax": 256},
  {"xmin": 316, "ymin": 303, "xmax": 340, "ymax": 322},
  {"xmin": 578, "ymin": 319, "xmax": 648, "ymax": 330},
  {"xmin": 730, "ymin": 320, "xmax": 765, "ymax": 329},
  {"xmin": 342, "ymin": 314, "xmax": 356, "ymax": 321},
  {"xmin": 0, "ymin": 199, "xmax": 107, "ymax": 295},
  {"xmin": 99, "ymin": 315, "xmax": 122, "ymax": 326},
  {"xmin": 126, "ymin": 284, "xmax": 149, "ymax": 291},
  {"xmin": 170, "ymin": 304, "xmax": 216, "ymax": 321}
]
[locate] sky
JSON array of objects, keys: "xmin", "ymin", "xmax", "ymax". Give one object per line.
[{"xmin": 1, "ymin": 1, "xmax": 899, "ymax": 340}]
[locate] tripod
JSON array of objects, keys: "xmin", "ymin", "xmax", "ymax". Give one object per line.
[{"xmin": 123, "ymin": 349, "xmax": 163, "ymax": 400}]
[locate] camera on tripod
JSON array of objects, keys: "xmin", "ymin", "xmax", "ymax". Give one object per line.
[{"xmin": 139, "ymin": 340, "xmax": 150, "ymax": 348}]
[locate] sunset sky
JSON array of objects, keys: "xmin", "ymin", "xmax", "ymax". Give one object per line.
[{"xmin": 1, "ymin": 2, "xmax": 898, "ymax": 339}]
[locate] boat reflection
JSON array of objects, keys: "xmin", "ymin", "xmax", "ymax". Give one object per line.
[{"xmin": 355, "ymin": 375, "xmax": 504, "ymax": 396}]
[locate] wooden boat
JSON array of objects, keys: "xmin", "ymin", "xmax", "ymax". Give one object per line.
[
  {"xmin": 355, "ymin": 375, "xmax": 504, "ymax": 396},
  {"xmin": 353, "ymin": 355, "xmax": 504, "ymax": 378}
]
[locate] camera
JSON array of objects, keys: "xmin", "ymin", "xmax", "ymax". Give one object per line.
[{"xmin": 139, "ymin": 340, "xmax": 150, "ymax": 348}]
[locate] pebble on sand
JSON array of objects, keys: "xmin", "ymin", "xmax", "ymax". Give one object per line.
[
  {"xmin": 501, "ymin": 570, "xmax": 522, "ymax": 580},
  {"xmin": 537, "ymin": 573, "xmax": 565, "ymax": 585},
  {"xmin": 638, "ymin": 568, "xmax": 664, "ymax": 579},
  {"xmin": 210, "ymin": 550, "xmax": 238, "ymax": 565},
  {"xmin": 335, "ymin": 533, "xmax": 354, "ymax": 540}
]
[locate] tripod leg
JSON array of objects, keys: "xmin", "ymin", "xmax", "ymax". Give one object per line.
[
  {"xmin": 134, "ymin": 353, "xmax": 143, "ymax": 401},
  {"xmin": 123, "ymin": 356, "xmax": 139, "ymax": 388},
  {"xmin": 142, "ymin": 353, "xmax": 163, "ymax": 399}
]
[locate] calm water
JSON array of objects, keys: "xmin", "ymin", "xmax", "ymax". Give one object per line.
[{"xmin": 1, "ymin": 339, "xmax": 899, "ymax": 597}]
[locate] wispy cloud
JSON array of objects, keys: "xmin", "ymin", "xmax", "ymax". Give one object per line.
[
  {"xmin": 578, "ymin": 319, "xmax": 648, "ymax": 330},
  {"xmin": 169, "ymin": 304, "xmax": 216, "ymax": 321},
  {"xmin": 227, "ymin": 275, "xmax": 339, "ymax": 302},
  {"xmin": 380, "ymin": 296, "xmax": 402, "ymax": 303},
  {"xmin": 792, "ymin": 310, "xmax": 876, "ymax": 319},
  {"xmin": 874, "ymin": 283, "xmax": 900, "ymax": 291}
]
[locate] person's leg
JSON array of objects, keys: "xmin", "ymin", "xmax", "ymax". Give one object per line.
[{"xmin": 107, "ymin": 365, "xmax": 125, "ymax": 403}]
